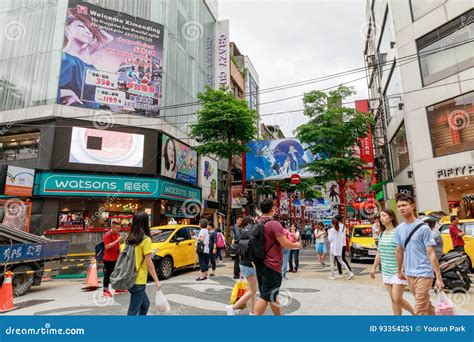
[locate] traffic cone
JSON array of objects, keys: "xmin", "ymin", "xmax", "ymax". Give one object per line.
[
  {"xmin": 81, "ymin": 259, "xmax": 99, "ymax": 291},
  {"xmin": 0, "ymin": 272, "xmax": 14, "ymax": 313}
]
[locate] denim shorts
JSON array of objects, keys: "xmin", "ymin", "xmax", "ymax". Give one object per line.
[
  {"xmin": 316, "ymin": 242, "xmax": 326, "ymax": 254},
  {"xmin": 239, "ymin": 264, "xmax": 256, "ymax": 278}
]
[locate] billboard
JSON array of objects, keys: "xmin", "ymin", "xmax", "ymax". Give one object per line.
[
  {"xmin": 4, "ymin": 166, "xmax": 35, "ymax": 197},
  {"xmin": 57, "ymin": 1, "xmax": 164, "ymax": 116},
  {"xmin": 245, "ymin": 139, "xmax": 315, "ymax": 181},
  {"xmin": 231, "ymin": 185, "xmax": 242, "ymax": 209},
  {"xmin": 161, "ymin": 135, "xmax": 198, "ymax": 185},
  {"xmin": 69, "ymin": 127, "xmax": 144, "ymax": 167},
  {"xmin": 199, "ymin": 156, "xmax": 218, "ymax": 202}
]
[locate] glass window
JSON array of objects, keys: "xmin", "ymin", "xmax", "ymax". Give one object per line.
[
  {"xmin": 464, "ymin": 223, "xmax": 474, "ymax": 236},
  {"xmin": 439, "ymin": 224, "xmax": 450, "ymax": 234},
  {"xmin": 390, "ymin": 123, "xmax": 410, "ymax": 176},
  {"xmin": 377, "ymin": 8, "xmax": 395, "ymax": 78},
  {"xmin": 151, "ymin": 229, "xmax": 174, "ymax": 243},
  {"xmin": 417, "ymin": 10, "xmax": 473, "ymax": 86},
  {"xmin": 410, "ymin": 0, "xmax": 446, "ymax": 21},
  {"xmin": 0, "ymin": 132, "xmax": 40, "ymax": 161},
  {"xmin": 384, "ymin": 63, "xmax": 403, "ymax": 122},
  {"xmin": 427, "ymin": 92, "xmax": 474, "ymax": 157},
  {"xmin": 173, "ymin": 228, "xmax": 190, "ymax": 241}
]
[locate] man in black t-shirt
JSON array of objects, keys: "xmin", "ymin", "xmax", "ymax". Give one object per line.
[{"xmin": 208, "ymin": 223, "xmax": 218, "ymax": 276}]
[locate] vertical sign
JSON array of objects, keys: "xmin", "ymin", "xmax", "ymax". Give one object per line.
[
  {"xmin": 215, "ymin": 20, "xmax": 230, "ymax": 88},
  {"xmin": 355, "ymin": 100, "xmax": 375, "ymax": 170}
]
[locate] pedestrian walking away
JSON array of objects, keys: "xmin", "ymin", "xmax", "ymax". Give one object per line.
[
  {"xmin": 314, "ymin": 222, "xmax": 327, "ymax": 266},
  {"xmin": 281, "ymin": 221, "xmax": 290, "ymax": 279},
  {"xmin": 370, "ymin": 209, "xmax": 414, "ymax": 315},
  {"xmin": 449, "ymin": 216, "xmax": 465, "ymax": 253},
  {"xmin": 233, "ymin": 217, "xmax": 243, "ymax": 279},
  {"xmin": 328, "ymin": 218, "xmax": 354, "ymax": 280},
  {"xmin": 334, "ymin": 216, "xmax": 352, "ymax": 275},
  {"xmin": 102, "ymin": 220, "xmax": 125, "ymax": 297},
  {"xmin": 216, "ymin": 226, "xmax": 225, "ymax": 263},
  {"xmin": 253, "ymin": 199, "xmax": 302, "ymax": 316},
  {"xmin": 288, "ymin": 224, "xmax": 300, "ymax": 273},
  {"xmin": 126, "ymin": 212, "xmax": 162, "ymax": 316},
  {"xmin": 226, "ymin": 216, "xmax": 258, "ymax": 315},
  {"xmin": 196, "ymin": 218, "xmax": 210, "ymax": 281},
  {"xmin": 423, "ymin": 216, "xmax": 444, "ymax": 259},
  {"xmin": 394, "ymin": 193, "xmax": 444, "ymax": 316},
  {"xmin": 208, "ymin": 222, "xmax": 218, "ymax": 276}
]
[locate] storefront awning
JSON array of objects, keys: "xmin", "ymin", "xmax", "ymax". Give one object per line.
[{"xmin": 370, "ymin": 180, "xmax": 390, "ymax": 192}]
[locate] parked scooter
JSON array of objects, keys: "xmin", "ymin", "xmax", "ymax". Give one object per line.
[{"xmin": 438, "ymin": 251, "xmax": 471, "ymax": 292}]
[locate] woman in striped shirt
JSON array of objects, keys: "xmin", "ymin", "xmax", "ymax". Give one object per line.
[{"xmin": 370, "ymin": 209, "xmax": 414, "ymax": 315}]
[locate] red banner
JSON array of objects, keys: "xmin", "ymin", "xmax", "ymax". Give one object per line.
[{"xmin": 355, "ymin": 100, "xmax": 375, "ymax": 170}]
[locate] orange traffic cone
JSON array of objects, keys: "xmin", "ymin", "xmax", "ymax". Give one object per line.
[
  {"xmin": 81, "ymin": 259, "xmax": 99, "ymax": 291},
  {"xmin": 0, "ymin": 272, "xmax": 14, "ymax": 313}
]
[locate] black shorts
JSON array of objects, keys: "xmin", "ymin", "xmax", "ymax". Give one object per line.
[{"xmin": 256, "ymin": 263, "xmax": 283, "ymax": 303}]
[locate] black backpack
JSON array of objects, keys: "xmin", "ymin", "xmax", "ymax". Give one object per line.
[{"xmin": 237, "ymin": 218, "xmax": 272, "ymax": 264}]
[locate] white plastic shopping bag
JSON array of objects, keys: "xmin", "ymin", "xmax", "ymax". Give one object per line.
[
  {"xmin": 435, "ymin": 291, "xmax": 456, "ymax": 316},
  {"xmin": 155, "ymin": 290, "xmax": 171, "ymax": 312}
]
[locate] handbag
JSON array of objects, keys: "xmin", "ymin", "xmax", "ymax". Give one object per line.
[{"xmin": 196, "ymin": 240, "xmax": 205, "ymax": 254}]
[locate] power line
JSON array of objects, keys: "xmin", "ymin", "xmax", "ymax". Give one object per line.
[{"xmin": 7, "ymin": 78, "xmax": 472, "ymax": 129}]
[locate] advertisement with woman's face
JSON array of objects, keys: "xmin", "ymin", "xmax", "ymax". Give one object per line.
[
  {"xmin": 57, "ymin": 1, "xmax": 164, "ymax": 115},
  {"xmin": 161, "ymin": 135, "xmax": 197, "ymax": 185}
]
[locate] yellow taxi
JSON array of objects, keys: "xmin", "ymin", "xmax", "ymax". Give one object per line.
[
  {"xmin": 349, "ymin": 224, "xmax": 377, "ymax": 263},
  {"xmin": 439, "ymin": 219, "xmax": 474, "ymax": 270},
  {"xmin": 149, "ymin": 224, "xmax": 201, "ymax": 279}
]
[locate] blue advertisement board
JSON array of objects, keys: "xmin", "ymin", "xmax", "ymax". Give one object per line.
[{"xmin": 245, "ymin": 139, "xmax": 316, "ymax": 181}]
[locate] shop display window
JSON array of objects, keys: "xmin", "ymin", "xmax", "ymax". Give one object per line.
[
  {"xmin": 0, "ymin": 132, "xmax": 40, "ymax": 161},
  {"xmin": 390, "ymin": 122, "xmax": 410, "ymax": 177}
]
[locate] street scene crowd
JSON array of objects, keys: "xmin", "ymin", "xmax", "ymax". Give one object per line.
[{"xmin": 97, "ymin": 193, "xmax": 469, "ymax": 316}]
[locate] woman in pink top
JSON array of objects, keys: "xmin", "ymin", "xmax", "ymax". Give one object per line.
[{"xmin": 288, "ymin": 225, "xmax": 301, "ymax": 273}]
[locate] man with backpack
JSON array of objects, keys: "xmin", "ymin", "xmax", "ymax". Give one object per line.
[
  {"xmin": 394, "ymin": 193, "xmax": 444, "ymax": 315},
  {"xmin": 252, "ymin": 199, "xmax": 302, "ymax": 316},
  {"xmin": 216, "ymin": 226, "xmax": 225, "ymax": 263},
  {"xmin": 102, "ymin": 220, "xmax": 124, "ymax": 297}
]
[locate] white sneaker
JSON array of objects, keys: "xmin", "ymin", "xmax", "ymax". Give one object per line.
[
  {"xmin": 346, "ymin": 272, "xmax": 354, "ymax": 280},
  {"xmin": 335, "ymin": 274, "xmax": 344, "ymax": 278},
  {"xmin": 225, "ymin": 305, "xmax": 236, "ymax": 316},
  {"xmin": 328, "ymin": 276, "xmax": 336, "ymax": 280}
]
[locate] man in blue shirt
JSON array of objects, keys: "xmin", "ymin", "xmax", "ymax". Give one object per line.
[{"xmin": 394, "ymin": 193, "xmax": 444, "ymax": 315}]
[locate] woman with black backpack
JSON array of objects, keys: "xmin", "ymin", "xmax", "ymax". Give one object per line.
[{"xmin": 126, "ymin": 212, "xmax": 161, "ymax": 315}]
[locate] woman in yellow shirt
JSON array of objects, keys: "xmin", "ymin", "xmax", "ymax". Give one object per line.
[{"xmin": 126, "ymin": 212, "xmax": 162, "ymax": 316}]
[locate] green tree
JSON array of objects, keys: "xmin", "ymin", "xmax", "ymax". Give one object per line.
[
  {"xmin": 256, "ymin": 178, "xmax": 322, "ymax": 199},
  {"xmin": 296, "ymin": 86, "xmax": 374, "ymax": 218},
  {"xmin": 190, "ymin": 86, "xmax": 258, "ymax": 244}
]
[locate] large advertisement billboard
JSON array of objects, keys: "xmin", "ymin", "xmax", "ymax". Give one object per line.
[
  {"xmin": 52, "ymin": 118, "xmax": 158, "ymax": 175},
  {"xmin": 199, "ymin": 156, "xmax": 218, "ymax": 202},
  {"xmin": 245, "ymin": 139, "xmax": 315, "ymax": 181},
  {"xmin": 161, "ymin": 135, "xmax": 198, "ymax": 186},
  {"xmin": 69, "ymin": 127, "xmax": 144, "ymax": 167},
  {"xmin": 57, "ymin": 1, "xmax": 164, "ymax": 116}
]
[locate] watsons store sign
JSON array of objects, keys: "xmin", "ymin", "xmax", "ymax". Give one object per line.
[{"xmin": 36, "ymin": 173, "xmax": 200, "ymax": 201}]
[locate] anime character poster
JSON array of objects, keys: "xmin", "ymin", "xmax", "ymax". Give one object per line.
[
  {"xmin": 326, "ymin": 181, "xmax": 340, "ymax": 205},
  {"xmin": 245, "ymin": 139, "xmax": 316, "ymax": 181},
  {"xmin": 161, "ymin": 135, "xmax": 197, "ymax": 185},
  {"xmin": 279, "ymin": 191, "xmax": 288, "ymax": 215},
  {"xmin": 57, "ymin": 1, "xmax": 164, "ymax": 116},
  {"xmin": 231, "ymin": 185, "xmax": 242, "ymax": 209},
  {"xmin": 199, "ymin": 156, "xmax": 218, "ymax": 202}
]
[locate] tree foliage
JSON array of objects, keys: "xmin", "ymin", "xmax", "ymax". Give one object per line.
[
  {"xmin": 190, "ymin": 86, "xmax": 259, "ymax": 158},
  {"xmin": 256, "ymin": 178, "xmax": 322, "ymax": 199},
  {"xmin": 296, "ymin": 86, "xmax": 374, "ymax": 185}
]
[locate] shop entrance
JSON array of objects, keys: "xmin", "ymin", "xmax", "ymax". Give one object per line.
[{"xmin": 443, "ymin": 174, "xmax": 474, "ymax": 219}]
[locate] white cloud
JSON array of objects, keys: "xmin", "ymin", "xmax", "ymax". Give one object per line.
[{"xmin": 219, "ymin": 0, "xmax": 368, "ymax": 136}]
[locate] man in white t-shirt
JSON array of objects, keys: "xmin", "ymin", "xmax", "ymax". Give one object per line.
[{"xmin": 196, "ymin": 219, "xmax": 210, "ymax": 281}]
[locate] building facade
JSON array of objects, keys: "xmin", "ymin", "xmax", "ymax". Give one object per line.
[
  {"xmin": 364, "ymin": 0, "xmax": 473, "ymax": 217},
  {"xmin": 0, "ymin": 0, "xmax": 220, "ymax": 239}
]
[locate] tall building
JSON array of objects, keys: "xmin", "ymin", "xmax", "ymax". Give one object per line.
[
  {"xmin": 0, "ymin": 0, "xmax": 220, "ymax": 238},
  {"xmin": 364, "ymin": 0, "xmax": 473, "ymax": 217},
  {"xmin": 260, "ymin": 123, "xmax": 285, "ymax": 140}
]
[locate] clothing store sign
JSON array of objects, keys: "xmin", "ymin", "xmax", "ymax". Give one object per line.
[
  {"xmin": 215, "ymin": 20, "xmax": 229, "ymax": 88},
  {"xmin": 437, "ymin": 164, "xmax": 474, "ymax": 179}
]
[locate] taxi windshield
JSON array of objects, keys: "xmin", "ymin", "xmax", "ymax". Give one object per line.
[
  {"xmin": 151, "ymin": 229, "xmax": 174, "ymax": 243},
  {"xmin": 353, "ymin": 227, "xmax": 372, "ymax": 237}
]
